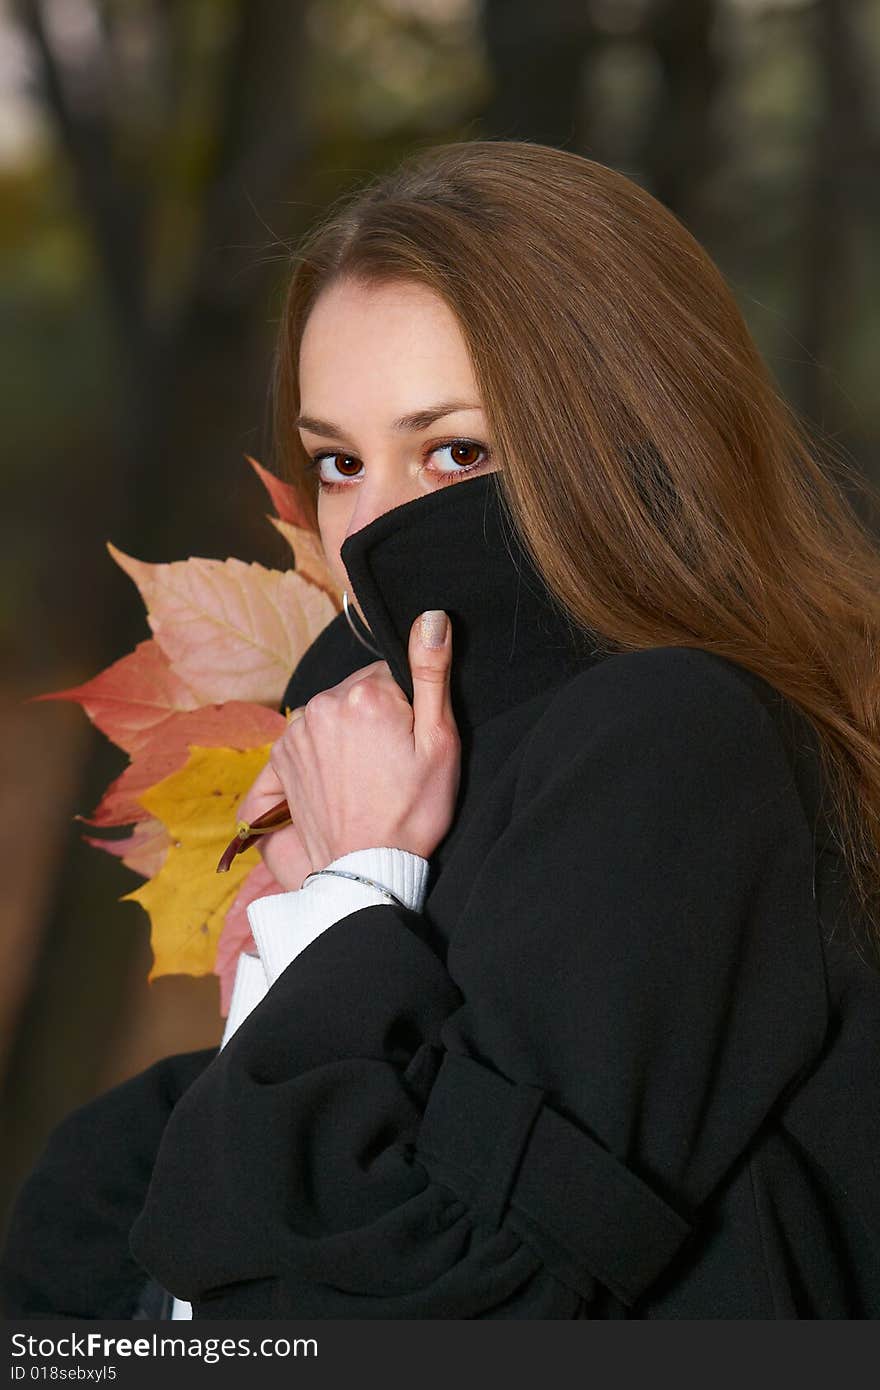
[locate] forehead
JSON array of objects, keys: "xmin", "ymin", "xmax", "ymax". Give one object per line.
[{"xmin": 299, "ymin": 280, "xmax": 478, "ymax": 398}]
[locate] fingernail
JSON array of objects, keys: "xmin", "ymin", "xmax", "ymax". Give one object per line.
[{"xmin": 420, "ymin": 610, "xmax": 448, "ymax": 649}]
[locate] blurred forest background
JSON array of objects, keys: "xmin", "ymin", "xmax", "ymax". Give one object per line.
[{"xmin": 2, "ymin": 0, "xmax": 879, "ymax": 1234}]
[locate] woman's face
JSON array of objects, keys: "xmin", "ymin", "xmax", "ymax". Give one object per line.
[{"xmin": 297, "ymin": 277, "xmax": 501, "ymax": 626}]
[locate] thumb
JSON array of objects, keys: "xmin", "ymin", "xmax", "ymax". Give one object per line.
[{"xmin": 409, "ymin": 609, "xmax": 454, "ymax": 747}]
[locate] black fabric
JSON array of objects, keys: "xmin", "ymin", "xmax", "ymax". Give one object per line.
[
  {"xmin": 0, "ymin": 1048, "xmax": 216, "ymax": 1318},
  {"xmin": 413, "ymin": 1050, "xmax": 695, "ymax": 1306},
  {"xmin": 336, "ymin": 470, "xmax": 601, "ymax": 723},
  {"xmin": 131, "ymin": 1276, "xmax": 174, "ymax": 1320},
  {"xmin": 5, "ymin": 472, "xmax": 880, "ymax": 1317}
]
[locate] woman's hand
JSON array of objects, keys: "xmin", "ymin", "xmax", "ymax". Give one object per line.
[{"xmin": 266, "ymin": 609, "xmax": 460, "ymax": 877}]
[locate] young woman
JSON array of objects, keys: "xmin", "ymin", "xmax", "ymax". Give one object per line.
[{"xmin": 4, "ymin": 139, "xmax": 880, "ymax": 1319}]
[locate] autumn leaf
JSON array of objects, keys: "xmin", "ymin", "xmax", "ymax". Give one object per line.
[
  {"xmin": 28, "ymin": 452, "xmax": 338, "ymax": 1014},
  {"xmin": 122, "ymin": 743, "xmax": 273, "ymax": 980},
  {"xmin": 28, "ymin": 639, "xmax": 201, "ymax": 756},
  {"xmin": 80, "ymin": 700, "xmax": 286, "ymax": 828},
  {"xmin": 245, "ymin": 452, "xmax": 313, "ymax": 527},
  {"xmin": 82, "ymin": 816, "xmax": 171, "ymax": 878},
  {"xmin": 246, "ymin": 453, "xmax": 341, "ymax": 598},
  {"xmin": 106, "ymin": 545, "xmax": 337, "ymax": 708},
  {"xmin": 268, "ymin": 516, "xmax": 342, "ymax": 601}
]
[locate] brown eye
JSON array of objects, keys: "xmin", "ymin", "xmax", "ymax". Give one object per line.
[
  {"xmin": 306, "ymin": 452, "xmax": 364, "ymax": 489},
  {"xmin": 449, "ymin": 442, "xmax": 481, "ymax": 467},
  {"xmin": 429, "ymin": 439, "xmax": 492, "ymax": 482}
]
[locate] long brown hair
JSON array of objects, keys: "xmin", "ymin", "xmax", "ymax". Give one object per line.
[{"xmin": 270, "ymin": 138, "xmax": 880, "ymax": 969}]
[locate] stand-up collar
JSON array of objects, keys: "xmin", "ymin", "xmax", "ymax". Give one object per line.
[{"xmin": 339, "ymin": 471, "xmax": 606, "ymax": 730}]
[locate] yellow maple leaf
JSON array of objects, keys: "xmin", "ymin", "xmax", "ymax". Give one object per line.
[{"xmin": 121, "ymin": 742, "xmax": 273, "ymax": 980}]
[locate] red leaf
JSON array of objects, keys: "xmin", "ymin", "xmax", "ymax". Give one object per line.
[
  {"xmin": 28, "ymin": 640, "xmax": 200, "ymax": 756},
  {"xmin": 244, "ymin": 452, "xmax": 314, "ymax": 528},
  {"xmin": 80, "ymin": 700, "xmax": 286, "ymax": 828},
  {"xmin": 82, "ymin": 817, "xmax": 171, "ymax": 877}
]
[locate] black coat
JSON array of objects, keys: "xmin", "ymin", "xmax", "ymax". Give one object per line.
[{"xmin": 4, "ymin": 472, "xmax": 880, "ymax": 1318}]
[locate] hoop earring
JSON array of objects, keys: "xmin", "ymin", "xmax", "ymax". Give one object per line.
[{"xmin": 343, "ymin": 588, "xmax": 383, "ymax": 657}]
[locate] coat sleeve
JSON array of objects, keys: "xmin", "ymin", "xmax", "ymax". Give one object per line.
[{"xmin": 128, "ymin": 648, "xmax": 830, "ymax": 1318}]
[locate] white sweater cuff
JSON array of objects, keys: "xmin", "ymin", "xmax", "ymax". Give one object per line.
[
  {"xmin": 219, "ymin": 951, "xmax": 268, "ymax": 1049},
  {"xmin": 246, "ymin": 846, "xmax": 430, "ymax": 987}
]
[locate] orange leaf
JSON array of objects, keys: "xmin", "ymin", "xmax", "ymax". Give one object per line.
[
  {"xmin": 80, "ymin": 701, "xmax": 286, "ymax": 828},
  {"xmin": 106, "ymin": 544, "xmax": 337, "ymax": 707},
  {"xmin": 269, "ymin": 516, "xmax": 343, "ymax": 602},
  {"xmin": 28, "ymin": 639, "xmax": 201, "ymax": 756}
]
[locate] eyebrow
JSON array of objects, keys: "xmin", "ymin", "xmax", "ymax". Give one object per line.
[{"xmin": 296, "ymin": 401, "xmax": 482, "ymax": 439}]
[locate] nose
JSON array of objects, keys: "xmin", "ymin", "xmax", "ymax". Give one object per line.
[{"xmin": 343, "ymin": 478, "xmax": 418, "ymax": 544}]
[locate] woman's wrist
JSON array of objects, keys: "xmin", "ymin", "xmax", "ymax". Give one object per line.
[
  {"xmin": 245, "ymin": 846, "xmax": 431, "ymax": 987},
  {"xmin": 308, "ymin": 846, "xmax": 431, "ymax": 912}
]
